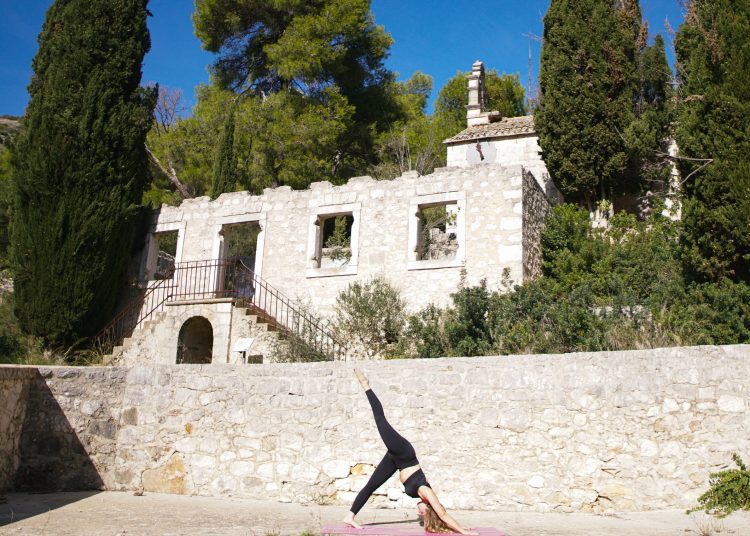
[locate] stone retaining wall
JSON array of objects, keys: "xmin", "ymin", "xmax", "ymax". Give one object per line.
[
  {"xmin": 0, "ymin": 367, "xmax": 36, "ymax": 492},
  {"xmin": 2, "ymin": 345, "xmax": 749, "ymax": 513}
]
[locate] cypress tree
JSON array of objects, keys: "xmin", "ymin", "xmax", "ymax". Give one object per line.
[
  {"xmin": 675, "ymin": 0, "xmax": 750, "ymax": 282},
  {"xmin": 11, "ymin": 0, "xmax": 155, "ymax": 346},
  {"xmin": 211, "ymin": 110, "xmax": 238, "ymax": 199},
  {"xmin": 625, "ymin": 34, "xmax": 675, "ymax": 193},
  {"xmin": 536, "ymin": 0, "xmax": 642, "ymax": 208}
]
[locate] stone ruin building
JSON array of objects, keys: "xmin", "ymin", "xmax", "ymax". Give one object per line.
[{"xmin": 101, "ymin": 60, "xmax": 559, "ymax": 365}]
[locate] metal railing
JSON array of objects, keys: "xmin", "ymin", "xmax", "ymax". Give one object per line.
[
  {"xmin": 94, "ymin": 272, "xmax": 176, "ymax": 355},
  {"xmin": 94, "ymin": 258, "xmax": 345, "ymax": 361}
]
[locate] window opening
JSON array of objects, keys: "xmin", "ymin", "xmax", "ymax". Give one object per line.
[
  {"xmin": 153, "ymin": 230, "xmax": 178, "ymax": 279},
  {"xmin": 416, "ymin": 203, "xmax": 459, "ymax": 261},
  {"xmin": 317, "ymin": 214, "xmax": 353, "ymax": 268},
  {"xmin": 223, "ymin": 222, "xmax": 261, "ymax": 266},
  {"xmin": 222, "ymin": 222, "xmax": 261, "ymax": 301}
]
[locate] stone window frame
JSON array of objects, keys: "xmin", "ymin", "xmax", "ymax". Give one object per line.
[
  {"xmin": 141, "ymin": 220, "xmax": 186, "ymax": 281},
  {"xmin": 306, "ymin": 202, "xmax": 361, "ymax": 278},
  {"xmin": 212, "ymin": 212, "xmax": 268, "ymax": 279},
  {"xmin": 407, "ymin": 191, "xmax": 466, "ymax": 271}
]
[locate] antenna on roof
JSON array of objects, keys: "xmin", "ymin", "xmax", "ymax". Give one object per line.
[{"xmin": 522, "ymin": 32, "xmax": 543, "ymax": 111}]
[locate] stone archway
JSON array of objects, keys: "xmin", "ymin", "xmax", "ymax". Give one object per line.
[{"xmin": 176, "ymin": 316, "xmax": 213, "ymax": 364}]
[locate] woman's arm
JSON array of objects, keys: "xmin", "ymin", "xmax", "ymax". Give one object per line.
[{"xmin": 419, "ymin": 487, "xmax": 478, "ymax": 536}]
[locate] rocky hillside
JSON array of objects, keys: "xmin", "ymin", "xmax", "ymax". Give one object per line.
[{"xmin": 0, "ymin": 116, "xmax": 22, "ymax": 149}]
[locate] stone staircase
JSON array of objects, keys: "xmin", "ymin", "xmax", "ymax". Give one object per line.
[
  {"xmin": 98, "ymin": 258, "xmax": 344, "ymax": 364},
  {"xmin": 109, "ymin": 304, "xmax": 289, "ymax": 365}
]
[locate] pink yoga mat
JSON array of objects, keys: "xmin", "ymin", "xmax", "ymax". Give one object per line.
[{"xmin": 320, "ymin": 524, "xmax": 504, "ymax": 536}]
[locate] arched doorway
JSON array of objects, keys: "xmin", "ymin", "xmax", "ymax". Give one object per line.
[{"xmin": 176, "ymin": 316, "xmax": 213, "ymax": 364}]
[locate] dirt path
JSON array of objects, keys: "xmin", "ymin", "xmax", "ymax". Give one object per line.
[{"xmin": 1, "ymin": 491, "xmax": 749, "ymax": 536}]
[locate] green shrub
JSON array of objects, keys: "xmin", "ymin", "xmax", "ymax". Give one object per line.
[
  {"xmin": 443, "ymin": 279, "xmax": 493, "ymax": 356},
  {"xmin": 688, "ymin": 453, "xmax": 750, "ymax": 518},
  {"xmin": 333, "ymin": 276, "xmax": 407, "ymax": 359},
  {"xmin": 0, "ymin": 290, "xmax": 45, "ymax": 364},
  {"xmin": 406, "ymin": 304, "xmax": 447, "ymax": 359},
  {"xmin": 402, "ymin": 204, "xmax": 749, "ymax": 358}
]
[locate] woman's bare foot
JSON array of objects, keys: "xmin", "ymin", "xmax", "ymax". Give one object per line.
[
  {"xmin": 353, "ymin": 368, "xmax": 369, "ymax": 390},
  {"xmin": 343, "ymin": 511, "xmax": 363, "ymax": 529}
]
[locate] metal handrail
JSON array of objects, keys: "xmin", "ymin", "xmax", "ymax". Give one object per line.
[
  {"xmin": 94, "ymin": 273, "xmax": 176, "ymax": 354},
  {"xmin": 95, "ymin": 258, "xmax": 345, "ymax": 361},
  {"xmin": 173, "ymin": 258, "xmax": 345, "ymax": 361}
]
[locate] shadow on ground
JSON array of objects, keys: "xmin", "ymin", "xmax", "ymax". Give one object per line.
[
  {"xmin": 0, "ymin": 491, "xmax": 101, "ymax": 527},
  {"xmin": 1, "ymin": 370, "xmax": 106, "ymax": 528}
]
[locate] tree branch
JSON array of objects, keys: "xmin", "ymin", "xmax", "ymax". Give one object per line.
[{"xmin": 145, "ymin": 145, "xmax": 191, "ymax": 199}]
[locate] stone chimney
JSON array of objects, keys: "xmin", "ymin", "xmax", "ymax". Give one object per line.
[
  {"xmin": 466, "ymin": 60, "xmax": 487, "ymax": 126},
  {"xmin": 466, "ymin": 60, "xmax": 501, "ymax": 127}
]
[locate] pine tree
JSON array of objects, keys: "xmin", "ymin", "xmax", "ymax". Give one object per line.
[
  {"xmin": 211, "ymin": 110, "xmax": 237, "ymax": 198},
  {"xmin": 11, "ymin": 0, "xmax": 155, "ymax": 346},
  {"xmin": 193, "ymin": 0, "xmax": 401, "ymax": 184},
  {"xmin": 535, "ymin": 0, "xmax": 642, "ymax": 208},
  {"xmin": 675, "ymin": 0, "xmax": 750, "ymax": 282}
]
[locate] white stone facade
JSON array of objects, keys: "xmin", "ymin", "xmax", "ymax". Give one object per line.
[
  {"xmin": 146, "ymin": 165, "xmax": 544, "ymax": 315},
  {"xmin": 119, "ymin": 164, "xmax": 551, "ymax": 364},
  {"xmin": 446, "ymin": 134, "xmax": 548, "ymax": 182}
]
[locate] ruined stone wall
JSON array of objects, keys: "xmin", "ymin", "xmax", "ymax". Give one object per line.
[
  {"xmin": 522, "ymin": 169, "xmax": 552, "ymax": 281},
  {"xmin": 152, "ymin": 165, "xmax": 531, "ymax": 318},
  {"xmin": 4, "ymin": 345, "xmax": 750, "ymax": 513}
]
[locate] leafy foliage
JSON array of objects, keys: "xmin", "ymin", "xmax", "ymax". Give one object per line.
[
  {"xmin": 211, "ymin": 109, "xmax": 238, "ymax": 198},
  {"xmin": 193, "ymin": 0, "xmax": 401, "ymax": 185},
  {"xmin": 624, "ymin": 34, "xmax": 675, "ymax": 194},
  {"xmin": 10, "ymin": 0, "xmax": 155, "ymax": 346},
  {"xmin": 0, "ymin": 289, "xmax": 44, "ymax": 364},
  {"xmin": 675, "ymin": 0, "xmax": 750, "ymax": 282},
  {"xmin": 323, "ymin": 216, "xmax": 352, "ymax": 262},
  {"xmin": 371, "ymin": 72, "xmax": 443, "ymax": 178},
  {"xmin": 688, "ymin": 453, "xmax": 750, "ymax": 518},
  {"xmin": 535, "ymin": 0, "xmax": 642, "ymax": 206},
  {"xmin": 333, "ymin": 276, "xmax": 407, "ymax": 359},
  {"xmin": 403, "ymin": 205, "xmax": 750, "ymax": 358},
  {"xmin": 0, "ymin": 148, "xmax": 13, "ymax": 272}
]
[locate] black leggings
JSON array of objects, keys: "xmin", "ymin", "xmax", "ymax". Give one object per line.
[{"xmin": 350, "ymin": 389, "xmax": 417, "ymax": 515}]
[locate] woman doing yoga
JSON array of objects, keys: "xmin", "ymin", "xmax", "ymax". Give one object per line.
[{"xmin": 343, "ymin": 369, "xmax": 477, "ymax": 535}]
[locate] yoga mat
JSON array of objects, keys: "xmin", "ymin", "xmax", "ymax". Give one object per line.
[{"xmin": 321, "ymin": 524, "xmax": 505, "ymax": 536}]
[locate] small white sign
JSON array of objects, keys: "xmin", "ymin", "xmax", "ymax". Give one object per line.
[{"xmin": 233, "ymin": 337, "xmax": 255, "ymax": 352}]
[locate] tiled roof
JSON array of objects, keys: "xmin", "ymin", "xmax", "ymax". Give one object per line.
[{"xmin": 443, "ymin": 115, "xmax": 536, "ymax": 144}]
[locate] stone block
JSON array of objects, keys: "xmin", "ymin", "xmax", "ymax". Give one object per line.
[
  {"xmin": 142, "ymin": 453, "xmax": 191, "ymax": 495},
  {"xmin": 717, "ymin": 395, "xmax": 745, "ymax": 413},
  {"xmin": 229, "ymin": 461, "xmax": 255, "ymax": 477},
  {"xmin": 322, "ymin": 460, "xmax": 351, "ymax": 479}
]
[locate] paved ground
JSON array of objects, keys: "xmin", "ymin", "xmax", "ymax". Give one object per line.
[{"xmin": 1, "ymin": 492, "xmax": 749, "ymax": 536}]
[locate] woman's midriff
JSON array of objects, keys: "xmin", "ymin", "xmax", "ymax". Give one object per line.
[{"xmin": 399, "ymin": 464, "xmax": 420, "ymax": 483}]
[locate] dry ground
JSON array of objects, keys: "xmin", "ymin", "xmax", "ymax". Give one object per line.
[{"xmin": 1, "ymin": 491, "xmax": 749, "ymax": 536}]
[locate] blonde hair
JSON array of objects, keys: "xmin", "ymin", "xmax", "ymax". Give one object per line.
[{"xmin": 423, "ymin": 503, "xmax": 453, "ymax": 533}]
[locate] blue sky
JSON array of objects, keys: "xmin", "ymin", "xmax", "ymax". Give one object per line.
[{"xmin": 0, "ymin": 0, "xmax": 686, "ymax": 117}]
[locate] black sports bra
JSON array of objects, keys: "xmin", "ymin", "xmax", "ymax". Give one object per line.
[{"xmin": 403, "ymin": 469, "xmax": 431, "ymax": 498}]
